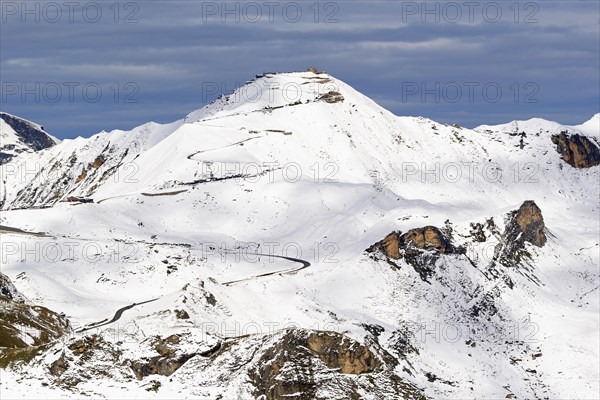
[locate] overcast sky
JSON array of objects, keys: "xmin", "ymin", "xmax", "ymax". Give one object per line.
[{"xmin": 1, "ymin": 1, "xmax": 598, "ymax": 139}]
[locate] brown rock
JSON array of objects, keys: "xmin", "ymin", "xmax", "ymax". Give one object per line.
[
  {"xmin": 380, "ymin": 232, "xmax": 400, "ymax": 260},
  {"xmin": 306, "ymin": 331, "xmax": 379, "ymax": 374},
  {"xmin": 75, "ymin": 167, "xmax": 87, "ymax": 183},
  {"xmin": 367, "ymin": 226, "xmax": 453, "ymax": 260},
  {"xmin": 551, "ymin": 132, "xmax": 600, "ymax": 168},
  {"xmin": 0, "ymin": 296, "xmax": 69, "ymax": 349},
  {"xmin": 513, "ymin": 201, "xmax": 546, "ymax": 247},
  {"xmin": 400, "ymin": 226, "xmax": 453, "ymax": 254},
  {"xmin": 129, "ymin": 334, "xmax": 196, "ymax": 380},
  {"xmin": 496, "ymin": 201, "xmax": 547, "ymax": 268},
  {"xmin": 93, "ymin": 154, "xmax": 105, "ymax": 169},
  {"xmin": 50, "ymin": 351, "xmax": 69, "ymax": 376},
  {"xmin": 249, "ymin": 329, "xmax": 382, "ymax": 400}
]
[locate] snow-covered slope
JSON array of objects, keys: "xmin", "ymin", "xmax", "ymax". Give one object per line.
[
  {"xmin": 0, "ymin": 112, "xmax": 59, "ymax": 165},
  {"xmin": 0, "ymin": 71, "xmax": 598, "ymax": 399}
]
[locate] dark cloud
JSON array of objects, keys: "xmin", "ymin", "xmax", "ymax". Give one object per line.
[{"xmin": 1, "ymin": 1, "xmax": 598, "ymax": 138}]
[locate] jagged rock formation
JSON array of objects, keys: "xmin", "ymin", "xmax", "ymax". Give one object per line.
[
  {"xmin": 130, "ymin": 334, "xmax": 197, "ymax": 379},
  {"xmin": 248, "ymin": 329, "xmax": 423, "ymax": 400},
  {"xmin": 367, "ymin": 226, "xmax": 454, "ymax": 260},
  {"xmin": 399, "ymin": 226, "xmax": 454, "ymax": 254},
  {"xmin": 0, "ymin": 112, "xmax": 57, "ymax": 164},
  {"xmin": 0, "ymin": 273, "xmax": 69, "ymax": 368},
  {"xmin": 0, "ymin": 298, "xmax": 69, "ymax": 350},
  {"xmin": 0, "ymin": 272, "xmax": 29, "ymax": 303},
  {"xmin": 366, "ymin": 226, "xmax": 457, "ymax": 281},
  {"xmin": 368, "ymin": 231, "xmax": 402, "ymax": 259},
  {"xmin": 551, "ymin": 132, "xmax": 600, "ymax": 168},
  {"xmin": 47, "ymin": 335, "xmax": 127, "ymax": 387},
  {"xmin": 507, "ymin": 201, "xmax": 547, "ymax": 248},
  {"xmin": 495, "ymin": 200, "xmax": 547, "ymax": 269}
]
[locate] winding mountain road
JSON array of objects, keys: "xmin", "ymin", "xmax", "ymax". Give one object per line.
[
  {"xmin": 221, "ymin": 252, "xmax": 311, "ymax": 285},
  {"xmin": 76, "ymin": 298, "xmax": 159, "ymax": 333}
]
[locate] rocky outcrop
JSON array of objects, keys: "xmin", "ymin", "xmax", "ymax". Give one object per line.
[
  {"xmin": 75, "ymin": 167, "xmax": 87, "ymax": 183},
  {"xmin": 369, "ymin": 232, "xmax": 401, "ymax": 259},
  {"xmin": 0, "ymin": 113, "xmax": 56, "ymax": 164},
  {"xmin": 0, "ymin": 273, "xmax": 69, "ymax": 368},
  {"xmin": 93, "ymin": 154, "xmax": 105, "ymax": 169},
  {"xmin": 0, "ymin": 272, "xmax": 29, "ymax": 303},
  {"xmin": 249, "ymin": 329, "xmax": 381, "ymax": 400},
  {"xmin": 551, "ymin": 132, "xmax": 600, "ymax": 168},
  {"xmin": 317, "ymin": 91, "xmax": 344, "ymax": 103},
  {"xmin": 505, "ymin": 201, "xmax": 546, "ymax": 248},
  {"xmin": 49, "ymin": 352, "xmax": 69, "ymax": 376},
  {"xmin": 367, "ymin": 226, "xmax": 456, "ymax": 282},
  {"xmin": 129, "ymin": 334, "xmax": 197, "ymax": 379},
  {"xmin": 494, "ymin": 201, "xmax": 547, "ymax": 269},
  {"xmin": 0, "ymin": 296, "xmax": 69, "ymax": 349},
  {"xmin": 306, "ymin": 331, "xmax": 380, "ymax": 374},
  {"xmin": 247, "ymin": 329, "xmax": 425, "ymax": 400},
  {"xmin": 368, "ymin": 227, "xmax": 454, "ymax": 260},
  {"xmin": 400, "ymin": 226, "xmax": 454, "ymax": 254}
]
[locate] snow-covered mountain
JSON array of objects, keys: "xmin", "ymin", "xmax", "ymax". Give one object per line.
[
  {"xmin": 0, "ymin": 71, "xmax": 598, "ymax": 399},
  {"xmin": 0, "ymin": 112, "xmax": 59, "ymax": 165}
]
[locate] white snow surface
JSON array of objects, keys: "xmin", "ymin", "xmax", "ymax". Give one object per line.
[{"xmin": 0, "ymin": 72, "xmax": 598, "ymax": 399}]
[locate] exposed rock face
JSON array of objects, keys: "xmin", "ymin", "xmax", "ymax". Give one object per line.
[
  {"xmin": 493, "ymin": 200, "xmax": 547, "ymax": 269},
  {"xmin": 367, "ymin": 226, "xmax": 454, "ymax": 260},
  {"xmin": 306, "ymin": 331, "xmax": 380, "ymax": 374},
  {"xmin": 68, "ymin": 335, "xmax": 114, "ymax": 358},
  {"xmin": 367, "ymin": 226, "xmax": 459, "ymax": 282},
  {"xmin": 507, "ymin": 201, "xmax": 547, "ymax": 248},
  {"xmin": 0, "ymin": 296, "xmax": 69, "ymax": 349},
  {"xmin": 317, "ymin": 91, "xmax": 344, "ymax": 103},
  {"xmin": 400, "ymin": 226, "xmax": 454, "ymax": 254},
  {"xmin": 93, "ymin": 154, "xmax": 105, "ymax": 169},
  {"xmin": 551, "ymin": 132, "xmax": 600, "ymax": 168},
  {"xmin": 0, "ymin": 112, "xmax": 56, "ymax": 164},
  {"xmin": 0, "ymin": 272, "xmax": 29, "ymax": 303},
  {"xmin": 75, "ymin": 167, "xmax": 87, "ymax": 183},
  {"xmin": 246, "ymin": 328, "xmax": 427, "ymax": 400},
  {"xmin": 0, "ymin": 273, "xmax": 69, "ymax": 360},
  {"xmin": 129, "ymin": 334, "xmax": 197, "ymax": 379},
  {"xmin": 368, "ymin": 232, "xmax": 401, "ymax": 259},
  {"xmin": 49, "ymin": 352, "xmax": 69, "ymax": 376},
  {"xmin": 249, "ymin": 329, "xmax": 382, "ymax": 400}
]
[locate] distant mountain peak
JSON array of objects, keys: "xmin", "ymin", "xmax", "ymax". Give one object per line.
[{"xmin": 0, "ymin": 112, "xmax": 59, "ymax": 164}]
